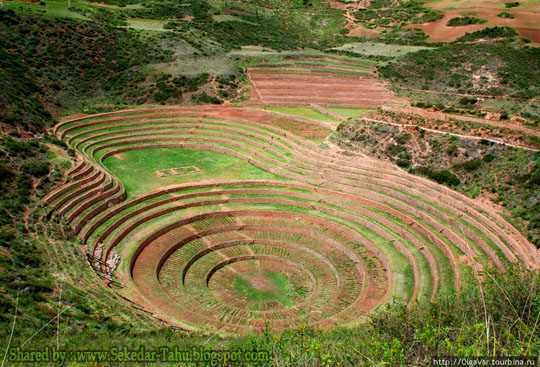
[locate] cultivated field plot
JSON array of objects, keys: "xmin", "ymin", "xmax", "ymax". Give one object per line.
[
  {"xmin": 246, "ymin": 56, "xmax": 405, "ymax": 108},
  {"xmin": 408, "ymin": 8, "xmax": 540, "ymax": 43},
  {"xmin": 44, "ymin": 107, "xmax": 539, "ymax": 334}
]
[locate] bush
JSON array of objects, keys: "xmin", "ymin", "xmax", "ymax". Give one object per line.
[
  {"xmin": 2, "ymin": 137, "xmax": 37, "ymax": 158},
  {"xmin": 0, "ymin": 231, "xmax": 15, "ymax": 248},
  {"xmin": 455, "ymin": 26, "xmax": 518, "ymax": 42},
  {"xmin": 459, "ymin": 97, "xmax": 478, "ymax": 106},
  {"xmin": 385, "ymin": 143, "xmax": 407, "ymax": 157},
  {"xmin": 395, "ymin": 132, "xmax": 411, "ymax": 145},
  {"xmin": 397, "ymin": 158, "xmax": 411, "ymax": 168},
  {"xmin": 497, "ymin": 12, "xmax": 515, "ymax": 18},
  {"xmin": 505, "ymin": 2, "xmax": 520, "ymax": 8},
  {"xmin": 191, "ymin": 92, "xmax": 222, "ymax": 105},
  {"xmin": 454, "ymin": 159, "xmax": 482, "ymax": 171},
  {"xmin": 446, "ymin": 143, "xmax": 459, "ymax": 156},
  {"xmin": 0, "ymin": 163, "xmax": 15, "ymax": 183},
  {"xmin": 22, "ymin": 161, "xmax": 49, "ymax": 178},
  {"xmin": 447, "ymin": 16, "xmax": 487, "ymax": 27},
  {"xmin": 415, "ymin": 166, "xmax": 461, "ymax": 186}
]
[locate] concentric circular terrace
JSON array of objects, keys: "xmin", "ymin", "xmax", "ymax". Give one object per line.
[{"xmin": 44, "ymin": 106, "xmax": 539, "ymax": 334}]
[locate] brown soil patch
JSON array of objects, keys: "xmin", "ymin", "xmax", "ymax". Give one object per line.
[
  {"xmin": 348, "ymin": 25, "xmax": 381, "ymax": 38},
  {"xmin": 224, "ymin": 7, "xmax": 252, "ymax": 16},
  {"xmin": 329, "ymin": 1, "xmax": 350, "ymax": 10},
  {"xmin": 243, "ymin": 272, "xmax": 274, "ymax": 292},
  {"xmin": 61, "ymin": 113, "xmax": 88, "ymax": 122},
  {"xmin": 408, "ymin": 9, "xmax": 540, "ymax": 42}
]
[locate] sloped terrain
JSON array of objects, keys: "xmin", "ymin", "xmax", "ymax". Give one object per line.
[{"xmin": 43, "ymin": 107, "xmax": 539, "ymax": 334}]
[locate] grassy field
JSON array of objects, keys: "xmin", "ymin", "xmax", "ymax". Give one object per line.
[
  {"xmin": 126, "ymin": 18, "xmax": 167, "ymax": 32},
  {"xmin": 232, "ymin": 270, "xmax": 296, "ymax": 308},
  {"xmin": 265, "ymin": 107, "xmax": 342, "ymax": 125},
  {"xmin": 1, "ymin": 0, "xmax": 91, "ymax": 20},
  {"xmin": 333, "ymin": 43, "xmax": 433, "ymax": 57},
  {"xmin": 103, "ymin": 147, "xmax": 287, "ymax": 197},
  {"xmin": 327, "ymin": 107, "xmax": 373, "ymax": 119}
]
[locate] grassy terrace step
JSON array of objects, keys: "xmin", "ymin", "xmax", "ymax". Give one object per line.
[
  {"xmin": 77, "ymin": 134, "xmax": 519, "ymax": 272},
  {"xmin": 42, "ymin": 108, "xmax": 539, "ymax": 334},
  {"xmin": 91, "ymin": 184, "xmax": 442, "ymax": 301},
  {"xmin": 64, "ymin": 152, "xmax": 532, "ymax": 274},
  {"xmin": 92, "ymin": 184, "xmax": 452, "ymax": 302},
  {"xmin": 248, "ymin": 66, "xmax": 374, "ymax": 77},
  {"xmin": 129, "ymin": 212, "xmax": 388, "ymax": 333}
]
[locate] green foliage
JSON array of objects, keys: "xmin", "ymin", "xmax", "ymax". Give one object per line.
[
  {"xmin": 0, "ymin": 9, "xmax": 166, "ymax": 132},
  {"xmin": 459, "ymin": 97, "xmax": 478, "ymax": 106},
  {"xmin": 21, "ymin": 161, "xmax": 50, "ymax": 178},
  {"xmin": 2, "ymin": 137, "xmax": 39, "ymax": 158},
  {"xmin": 413, "ymin": 165, "xmax": 461, "ymax": 186},
  {"xmin": 395, "ymin": 132, "xmax": 411, "ymax": 145},
  {"xmin": 353, "ymin": 0, "xmax": 443, "ymax": 32},
  {"xmin": 376, "ymin": 27, "xmax": 431, "ymax": 46},
  {"xmin": 99, "ymin": 0, "xmax": 142, "ymax": 6},
  {"xmin": 142, "ymin": 0, "xmax": 348, "ymax": 51},
  {"xmin": 0, "ymin": 163, "xmax": 15, "ymax": 184},
  {"xmin": 453, "ymin": 158, "xmax": 482, "ymax": 171},
  {"xmin": 0, "ymin": 264, "xmax": 536, "ymax": 364},
  {"xmin": 447, "ymin": 16, "xmax": 487, "ymax": 27},
  {"xmin": 455, "ymin": 26, "xmax": 519, "ymax": 42},
  {"xmin": 504, "ymin": 2, "xmax": 520, "ymax": 8},
  {"xmin": 446, "ymin": 143, "xmax": 459, "ymax": 156},
  {"xmin": 191, "ymin": 92, "xmax": 222, "ymax": 104},
  {"xmin": 497, "ymin": 12, "xmax": 516, "ymax": 18},
  {"xmin": 385, "ymin": 143, "xmax": 405, "ymax": 156},
  {"xmin": 378, "ymin": 43, "xmax": 540, "ymax": 98}
]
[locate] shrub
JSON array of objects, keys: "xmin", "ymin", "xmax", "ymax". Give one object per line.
[
  {"xmin": 395, "ymin": 132, "xmax": 411, "ymax": 145},
  {"xmin": 21, "ymin": 161, "xmax": 50, "ymax": 177},
  {"xmin": 2, "ymin": 137, "xmax": 37, "ymax": 158},
  {"xmin": 455, "ymin": 26, "xmax": 518, "ymax": 43},
  {"xmin": 497, "ymin": 12, "xmax": 515, "ymax": 18},
  {"xmin": 454, "ymin": 159, "xmax": 482, "ymax": 171},
  {"xmin": 397, "ymin": 158, "xmax": 411, "ymax": 168},
  {"xmin": 459, "ymin": 97, "xmax": 478, "ymax": 106},
  {"xmin": 446, "ymin": 143, "xmax": 459, "ymax": 156},
  {"xmin": 385, "ymin": 143, "xmax": 407, "ymax": 157},
  {"xmin": 447, "ymin": 16, "xmax": 487, "ymax": 26},
  {"xmin": 415, "ymin": 166, "xmax": 461, "ymax": 186},
  {"xmin": 0, "ymin": 163, "xmax": 15, "ymax": 183},
  {"xmin": 191, "ymin": 92, "xmax": 222, "ymax": 104},
  {"xmin": 505, "ymin": 2, "xmax": 520, "ymax": 8}
]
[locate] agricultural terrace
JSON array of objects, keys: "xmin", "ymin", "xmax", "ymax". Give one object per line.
[
  {"xmin": 44, "ymin": 106, "xmax": 539, "ymax": 334},
  {"xmin": 246, "ymin": 55, "xmax": 405, "ymax": 107}
]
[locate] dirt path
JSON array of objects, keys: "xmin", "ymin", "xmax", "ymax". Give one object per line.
[
  {"xmin": 398, "ymin": 86, "xmax": 538, "ymax": 102},
  {"xmin": 382, "ymin": 106, "xmax": 540, "ymax": 139},
  {"xmin": 363, "ymin": 115, "xmax": 539, "ymax": 151}
]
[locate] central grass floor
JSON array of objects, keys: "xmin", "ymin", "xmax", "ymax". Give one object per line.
[
  {"xmin": 232, "ymin": 270, "xmax": 295, "ymax": 308},
  {"xmin": 103, "ymin": 148, "xmax": 287, "ymax": 198}
]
